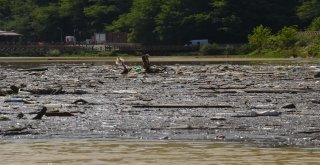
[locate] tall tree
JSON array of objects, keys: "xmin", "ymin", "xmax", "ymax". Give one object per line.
[
  {"xmin": 31, "ymin": 3, "xmax": 61, "ymax": 41},
  {"xmin": 0, "ymin": 0, "xmax": 11, "ymax": 27},
  {"xmin": 155, "ymin": 0, "xmax": 214, "ymax": 44},
  {"xmin": 298, "ymin": 0, "xmax": 320, "ymax": 30},
  {"xmin": 84, "ymin": 0, "xmax": 132, "ymax": 32},
  {"xmin": 1, "ymin": 0, "xmax": 37, "ymax": 40},
  {"xmin": 107, "ymin": 0, "xmax": 162, "ymax": 44}
]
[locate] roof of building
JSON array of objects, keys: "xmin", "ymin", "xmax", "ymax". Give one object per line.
[{"xmin": 0, "ymin": 30, "xmax": 22, "ymax": 36}]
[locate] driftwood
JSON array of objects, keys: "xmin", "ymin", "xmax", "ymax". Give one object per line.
[
  {"xmin": 18, "ymin": 67, "xmax": 48, "ymax": 72},
  {"xmin": 10, "ymin": 85, "xmax": 20, "ymax": 94},
  {"xmin": 45, "ymin": 111, "xmax": 74, "ymax": 117},
  {"xmin": 17, "ymin": 113, "xmax": 24, "ymax": 119},
  {"xmin": 26, "ymin": 87, "xmax": 64, "ymax": 95},
  {"xmin": 232, "ymin": 110, "xmax": 282, "ymax": 118},
  {"xmin": 197, "ymin": 88, "xmax": 305, "ymax": 94},
  {"xmin": 244, "ymin": 89, "xmax": 304, "ymax": 94},
  {"xmin": 0, "ymin": 90, "xmax": 7, "ymax": 96},
  {"xmin": 73, "ymin": 99, "xmax": 89, "ymax": 105},
  {"xmin": 116, "ymin": 57, "xmax": 131, "ymax": 74},
  {"xmin": 199, "ymin": 85, "xmax": 247, "ymax": 90},
  {"xmin": 33, "ymin": 107, "xmax": 47, "ymax": 120},
  {"xmin": 133, "ymin": 104, "xmax": 233, "ymax": 108},
  {"xmin": 0, "ymin": 125, "xmax": 32, "ymax": 136},
  {"xmin": 0, "ymin": 85, "xmax": 21, "ymax": 96}
]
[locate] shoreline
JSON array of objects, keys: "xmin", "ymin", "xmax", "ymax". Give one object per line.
[{"xmin": 0, "ymin": 56, "xmax": 319, "ymax": 64}]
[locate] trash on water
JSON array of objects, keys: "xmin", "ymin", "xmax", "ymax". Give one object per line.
[
  {"xmin": 134, "ymin": 67, "xmax": 142, "ymax": 73},
  {"xmin": 113, "ymin": 90, "xmax": 138, "ymax": 94},
  {"xmin": 4, "ymin": 98, "xmax": 34, "ymax": 104}
]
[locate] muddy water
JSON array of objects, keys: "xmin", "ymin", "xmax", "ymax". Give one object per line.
[{"xmin": 1, "ymin": 140, "xmax": 320, "ymax": 165}]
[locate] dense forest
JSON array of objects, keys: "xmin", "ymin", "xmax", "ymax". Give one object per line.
[{"xmin": 0, "ymin": 0, "xmax": 320, "ymax": 45}]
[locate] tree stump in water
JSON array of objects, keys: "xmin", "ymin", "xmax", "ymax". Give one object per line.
[
  {"xmin": 142, "ymin": 54, "xmax": 163, "ymax": 73},
  {"xmin": 142, "ymin": 55, "xmax": 151, "ymax": 73}
]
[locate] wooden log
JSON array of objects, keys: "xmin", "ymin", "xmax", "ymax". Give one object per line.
[
  {"xmin": 45, "ymin": 112, "xmax": 74, "ymax": 117},
  {"xmin": 18, "ymin": 67, "xmax": 48, "ymax": 72},
  {"xmin": 26, "ymin": 87, "xmax": 65, "ymax": 95}
]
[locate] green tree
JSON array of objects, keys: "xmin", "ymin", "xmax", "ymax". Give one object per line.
[
  {"xmin": 248, "ymin": 25, "xmax": 273, "ymax": 50},
  {"xmin": 309, "ymin": 17, "xmax": 320, "ymax": 30},
  {"xmin": 84, "ymin": 0, "xmax": 131, "ymax": 32},
  {"xmin": 297, "ymin": 0, "xmax": 320, "ymax": 20},
  {"xmin": 0, "ymin": 0, "xmax": 11, "ymax": 27},
  {"xmin": 31, "ymin": 3, "xmax": 61, "ymax": 41},
  {"xmin": 297, "ymin": 0, "xmax": 320, "ymax": 29},
  {"xmin": 155, "ymin": 0, "xmax": 213, "ymax": 44},
  {"xmin": 108, "ymin": 0, "xmax": 163, "ymax": 44},
  {"xmin": 273, "ymin": 26, "xmax": 298, "ymax": 49},
  {"xmin": 1, "ymin": 0, "xmax": 37, "ymax": 40}
]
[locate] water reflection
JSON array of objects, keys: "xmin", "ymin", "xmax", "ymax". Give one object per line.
[{"xmin": 1, "ymin": 139, "xmax": 320, "ymax": 165}]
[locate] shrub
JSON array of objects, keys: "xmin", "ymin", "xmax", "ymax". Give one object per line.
[
  {"xmin": 200, "ymin": 43, "xmax": 221, "ymax": 55},
  {"xmin": 306, "ymin": 43, "xmax": 320, "ymax": 57},
  {"xmin": 248, "ymin": 25, "xmax": 273, "ymax": 50},
  {"xmin": 273, "ymin": 26, "xmax": 298, "ymax": 49},
  {"xmin": 309, "ymin": 17, "xmax": 320, "ymax": 31},
  {"xmin": 223, "ymin": 44, "xmax": 236, "ymax": 55},
  {"xmin": 46, "ymin": 49, "xmax": 61, "ymax": 56},
  {"xmin": 237, "ymin": 44, "xmax": 254, "ymax": 54}
]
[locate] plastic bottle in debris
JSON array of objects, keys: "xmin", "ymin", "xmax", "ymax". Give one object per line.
[
  {"xmin": 4, "ymin": 98, "xmax": 24, "ymax": 103},
  {"xmin": 134, "ymin": 67, "xmax": 142, "ymax": 73}
]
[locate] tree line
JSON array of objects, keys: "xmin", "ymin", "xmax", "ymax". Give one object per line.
[{"xmin": 0, "ymin": 0, "xmax": 320, "ymax": 45}]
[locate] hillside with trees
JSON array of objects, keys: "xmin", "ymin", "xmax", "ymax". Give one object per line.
[{"xmin": 0, "ymin": 0, "xmax": 319, "ymax": 45}]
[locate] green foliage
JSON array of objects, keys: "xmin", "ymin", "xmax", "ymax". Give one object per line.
[
  {"xmin": 200, "ymin": 43, "xmax": 221, "ymax": 55},
  {"xmin": 297, "ymin": 0, "xmax": 320, "ymax": 20},
  {"xmin": 309, "ymin": 17, "xmax": 320, "ymax": 30},
  {"xmin": 249, "ymin": 25, "xmax": 298, "ymax": 50},
  {"xmin": 273, "ymin": 26, "xmax": 298, "ymax": 49},
  {"xmin": 306, "ymin": 44, "xmax": 320, "ymax": 57},
  {"xmin": 0, "ymin": 0, "xmax": 316, "ymax": 49},
  {"xmin": 248, "ymin": 25, "xmax": 273, "ymax": 50},
  {"xmin": 46, "ymin": 49, "xmax": 61, "ymax": 56},
  {"xmin": 223, "ymin": 44, "xmax": 236, "ymax": 55},
  {"xmin": 247, "ymin": 23, "xmax": 320, "ymax": 58},
  {"xmin": 237, "ymin": 44, "xmax": 254, "ymax": 55},
  {"xmin": 107, "ymin": 0, "xmax": 162, "ymax": 44}
]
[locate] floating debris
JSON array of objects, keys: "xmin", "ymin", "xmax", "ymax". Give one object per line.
[
  {"xmin": 33, "ymin": 107, "xmax": 47, "ymax": 120},
  {"xmin": 233, "ymin": 110, "xmax": 282, "ymax": 117},
  {"xmin": 282, "ymin": 103, "xmax": 296, "ymax": 109}
]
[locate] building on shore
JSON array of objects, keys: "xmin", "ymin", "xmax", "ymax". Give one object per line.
[{"xmin": 0, "ymin": 30, "xmax": 23, "ymax": 43}]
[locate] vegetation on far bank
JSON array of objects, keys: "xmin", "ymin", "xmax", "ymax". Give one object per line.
[
  {"xmin": 1, "ymin": 1, "xmax": 320, "ymax": 58},
  {"xmin": 0, "ymin": 0, "xmax": 319, "ymax": 45}
]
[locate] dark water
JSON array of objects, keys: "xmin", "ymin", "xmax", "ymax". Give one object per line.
[{"xmin": 1, "ymin": 139, "xmax": 320, "ymax": 165}]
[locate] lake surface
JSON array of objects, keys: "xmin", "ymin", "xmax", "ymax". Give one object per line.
[{"xmin": 1, "ymin": 139, "xmax": 320, "ymax": 165}]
